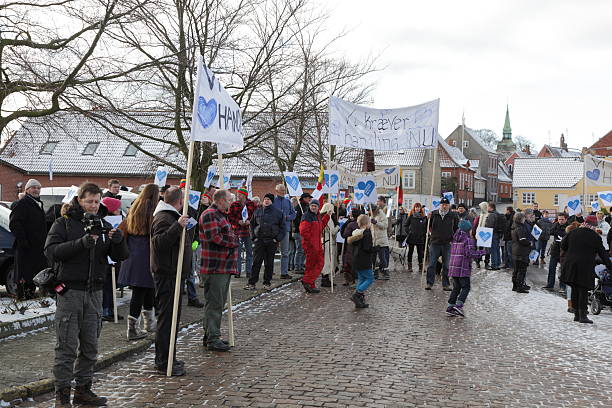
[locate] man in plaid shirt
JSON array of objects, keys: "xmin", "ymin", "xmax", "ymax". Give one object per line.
[
  {"xmin": 227, "ymin": 186, "xmax": 256, "ymax": 278},
  {"xmin": 199, "ymin": 189, "xmax": 238, "ymax": 352}
]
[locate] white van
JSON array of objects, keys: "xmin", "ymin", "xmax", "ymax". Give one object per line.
[{"xmin": 39, "ymin": 187, "xmax": 139, "ymax": 214}]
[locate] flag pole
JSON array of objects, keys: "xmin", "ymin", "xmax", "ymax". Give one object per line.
[
  {"xmin": 421, "ymin": 146, "xmax": 439, "ymax": 288},
  {"xmin": 327, "ymin": 151, "xmax": 335, "ymax": 292},
  {"xmin": 111, "ymin": 265, "xmax": 118, "ymax": 324},
  {"xmin": 217, "ymin": 151, "xmax": 235, "ymax": 347},
  {"xmin": 167, "ymin": 139, "xmax": 195, "ymax": 377}
]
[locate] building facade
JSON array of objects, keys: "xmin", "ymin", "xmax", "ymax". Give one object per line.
[{"xmin": 438, "ymin": 138, "xmax": 475, "ymax": 207}]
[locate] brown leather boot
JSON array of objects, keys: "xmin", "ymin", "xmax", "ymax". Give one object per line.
[
  {"xmin": 55, "ymin": 387, "xmax": 72, "ymax": 407},
  {"xmin": 73, "ymin": 382, "xmax": 107, "ymax": 406}
]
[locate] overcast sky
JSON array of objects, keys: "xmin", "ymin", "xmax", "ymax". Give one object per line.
[{"xmin": 322, "ymin": 0, "xmax": 612, "ymax": 151}]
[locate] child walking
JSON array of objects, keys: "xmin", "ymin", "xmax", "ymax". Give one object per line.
[
  {"xmin": 347, "ymin": 214, "xmax": 376, "ymax": 308},
  {"xmin": 446, "ymin": 219, "xmax": 487, "ymax": 317}
]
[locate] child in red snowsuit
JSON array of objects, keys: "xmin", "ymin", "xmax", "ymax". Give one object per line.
[{"xmin": 299, "ymin": 199, "xmax": 330, "ymax": 293}]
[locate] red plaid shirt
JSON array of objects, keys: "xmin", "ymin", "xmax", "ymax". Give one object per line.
[
  {"xmin": 227, "ymin": 199, "xmax": 257, "ymax": 238},
  {"xmin": 199, "ymin": 205, "xmax": 239, "ymax": 275}
]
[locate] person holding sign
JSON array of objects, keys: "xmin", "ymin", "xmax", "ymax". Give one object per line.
[
  {"xmin": 511, "ymin": 212, "xmax": 533, "ymax": 293},
  {"xmin": 199, "ymin": 190, "xmax": 239, "ymax": 352},
  {"xmin": 372, "ymin": 196, "xmax": 390, "ymax": 280},
  {"xmin": 446, "ymin": 220, "xmax": 487, "ymax": 317},
  {"xmin": 426, "ymin": 198, "xmax": 459, "ymax": 290},
  {"xmin": 534, "ymin": 210, "xmax": 552, "ymax": 265}
]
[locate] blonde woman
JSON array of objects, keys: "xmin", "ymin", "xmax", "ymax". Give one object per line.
[{"xmin": 320, "ymin": 202, "xmax": 339, "ymax": 287}]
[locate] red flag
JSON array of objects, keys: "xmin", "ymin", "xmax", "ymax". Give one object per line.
[{"xmin": 396, "ymin": 168, "xmax": 403, "ymax": 206}]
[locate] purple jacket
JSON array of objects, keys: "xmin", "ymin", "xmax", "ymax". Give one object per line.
[{"xmin": 448, "ymin": 230, "xmax": 487, "ymax": 278}]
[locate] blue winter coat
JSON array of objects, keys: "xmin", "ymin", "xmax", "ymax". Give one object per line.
[{"xmin": 118, "ymin": 235, "xmax": 154, "ymax": 288}]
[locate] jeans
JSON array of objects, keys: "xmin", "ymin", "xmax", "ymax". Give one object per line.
[
  {"xmin": 546, "ymin": 256, "xmax": 560, "ymax": 288},
  {"xmin": 237, "ymin": 236, "xmax": 253, "ymax": 276},
  {"xmin": 426, "ymin": 243, "xmax": 451, "ymax": 286},
  {"xmin": 356, "ymin": 269, "xmax": 374, "ymax": 293},
  {"xmin": 293, "ymin": 233, "xmax": 305, "ymax": 270},
  {"xmin": 288, "ymin": 236, "xmax": 296, "ymax": 269},
  {"xmin": 448, "ymin": 276, "xmax": 471, "ymax": 305},
  {"xmin": 536, "ymin": 239, "xmax": 548, "ymax": 261},
  {"xmin": 182, "ymin": 272, "xmax": 198, "ymax": 301},
  {"xmin": 490, "ymin": 234, "xmax": 501, "ymax": 268},
  {"xmin": 279, "ymin": 233, "xmax": 290, "ymax": 276},
  {"xmin": 377, "ymin": 246, "xmax": 390, "ymax": 270},
  {"xmin": 503, "ymin": 240, "xmax": 513, "ymax": 268}
]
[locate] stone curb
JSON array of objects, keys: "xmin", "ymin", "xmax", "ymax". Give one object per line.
[
  {"xmin": 0, "ymin": 313, "xmax": 55, "ymax": 340},
  {"xmin": 0, "ymin": 277, "xmax": 300, "ymax": 404}
]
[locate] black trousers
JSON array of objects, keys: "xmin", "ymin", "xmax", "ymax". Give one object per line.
[
  {"xmin": 512, "ymin": 260, "xmax": 528, "ymax": 285},
  {"xmin": 570, "ymin": 285, "xmax": 588, "ymax": 312},
  {"xmin": 153, "ymin": 275, "xmax": 183, "ymax": 368},
  {"xmin": 407, "ymin": 243, "xmax": 425, "ymax": 264},
  {"xmin": 249, "ymin": 239, "xmax": 276, "ymax": 285}
]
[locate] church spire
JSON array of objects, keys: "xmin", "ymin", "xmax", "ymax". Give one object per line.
[{"xmin": 503, "ymin": 105, "xmax": 512, "ymax": 139}]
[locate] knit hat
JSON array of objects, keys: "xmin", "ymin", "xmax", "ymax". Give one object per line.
[
  {"xmin": 25, "ymin": 179, "xmax": 42, "ymax": 190},
  {"xmin": 264, "ymin": 193, "xmax": 275, "ymax": 202},
  {"xmin": 237, "ymin": 186, "xmax": 249, "ymax": 197},
  {"xmin": 585, "ymin": 215, "xmax": 598, "ymax": 226},
  {"xmin": 101, "ymin": 197, "xmax": 122, "ymax": 214},
  {"xmin": 311, "ymin": 199, "xmax": 320, "ymax": 207},
  {"xmin": 458, "ymin": 219, "xmax": 472, "ymax": 232}
]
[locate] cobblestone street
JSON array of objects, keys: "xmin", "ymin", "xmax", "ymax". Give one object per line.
[{"xmin": 27, "ymin": 262, "xmax": 612, "ymax": 407}]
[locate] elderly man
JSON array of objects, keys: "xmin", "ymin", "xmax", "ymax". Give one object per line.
[
  {"xmin": 273, "ymin": 184, "xmax": 296, "ymax": 279},
  {"xmin": 199, "ymin": 189, "xmax": 239, "ymax": 352},
  {"xmin": 425, "ymin": 197, "xmax": 459, "ymax": 290},
  {"xmin": 9, "ymin": 179, "xmax": 48, "ymax": 300}
]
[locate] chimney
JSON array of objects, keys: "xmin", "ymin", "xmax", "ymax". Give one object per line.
[
  {"xmin": 362, "ymin": 149, "xmax": 375, "ymax": 172},
  {"xmin": 522, "ymin": 145, "xmax": 531, "ymax": 155}
]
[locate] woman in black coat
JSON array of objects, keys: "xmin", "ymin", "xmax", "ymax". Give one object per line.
[
  {"xmin": 511, "ymin": 212, "xmax": 532, "ymax": 293},
  {"xmin": 560, "ymin": 215, "xmax": 612, "ymax": 323},
  {"xmin": 394, "ymin": 207, "xmax": 408, "ymax": 246},
  {"xmin": 403, "ymin": 203, "xmax": 427, "ymax": 271}
]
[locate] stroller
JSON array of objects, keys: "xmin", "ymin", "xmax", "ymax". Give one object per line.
[{"xmin": 590, "ymin": 265, "xmax": 612, "ymax": 315}]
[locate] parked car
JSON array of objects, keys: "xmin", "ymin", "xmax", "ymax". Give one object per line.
[{"xmin": 0, "ymin": 205, "xmax": 16, "ymax": 295}]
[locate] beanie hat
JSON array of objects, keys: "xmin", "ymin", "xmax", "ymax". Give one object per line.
[
  {"xmin": 585, "ymin": 215, "xmax": 598, "ymax": 226},
  {"xmin": 25, "ymin": 179, "xmax": 42, "ymax": 190},
  {"xmin": 311, "ymin": 199, "xmax": 320, "ymax": 207},
  {"xmin": 237, "ymin": 186, "xmax": 249, "ymax": 197},
  {"xmin": 264, "ymin": 193, "xmax": 275, "ymax": 202},
  {"xmin": 101, "ymin": 197, "xmax": 122, "ymax": 214},
  {"xmin": 458, "ymin": 219, "xmax": 472, "ymax": 232}
]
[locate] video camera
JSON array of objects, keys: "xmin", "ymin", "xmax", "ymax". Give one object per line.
[{"xmin": 82, "ymin": 213, "xmax": 109, "ymax": 236}]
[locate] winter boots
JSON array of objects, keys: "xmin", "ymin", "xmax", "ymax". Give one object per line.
[
  {"xmin": 321, "ymin": 275, "xmax": 335, "ymax": 287},
  {"xmin": 73, "ymin": 382, "xmax": 107, "ymax": 406},
  {"xmin": 55, "ymin": 387, "xmax": 72, "ymax": 407},
  {"xmin": 141, "ymin": 309, "xmax": 157, "ymax": 333},
  {"xmin": 351, "ymin": 292, "xmax": 369, "ymax": 308},
  {"xmin": 127, "ymin": 315, "xmax": 147, "ymax": 341},
  {"xmin": 578, "ymin": 309, "xmax": 593, "ymax": 324},
  {"xmin": 407, "ymin": 262, "xmax": 413, "ymax": 273},
  {"xmin": 567, "ymin": 299, "xmax": 574, "ymax": 314},
  {"xmin": 380, "ymin": 269, "xmax": 390, "ymax": 280}
]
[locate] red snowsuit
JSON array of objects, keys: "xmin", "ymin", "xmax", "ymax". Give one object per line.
[{"xmin": 299, "ymin": 209, "xmax": 330, "ymax": 288}]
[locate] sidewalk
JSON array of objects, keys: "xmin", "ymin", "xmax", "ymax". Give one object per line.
[{"xmin": 0, "ymin": 266, "xmax": 299, "ymax": 404}]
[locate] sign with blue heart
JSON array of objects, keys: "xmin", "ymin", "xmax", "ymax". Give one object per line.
[
  {"xmin": 354, "ymin": 176, "xmax": 377, "ymax": 204},
  {"xmin": 283, "ymin": 172, "xmax": 303, "ymax": 197},
  {"xmin": 104, "ymin": 215, "xmax": 123, "ymax": 229},
  {"xmin": 190, "ymin": 56, "xmax": 244, "ymax": 147},
  {"xmin": 372, "ymin": 167, "xmax": 399, "ymax": 189},
  {"xmin": 591, "ymin": 201, "xmax": 600, "ymax": 211},
  {"xmin": 188, "ymin": 190, "xmax": 201, "ymax": 210},
  {"xmin": 565, "ymin": 195, "xmax": 582, "ymax": 216},
  {"xmin": 442, "ymin": 191, "xmax": 455, "ymax": 205},
  {"xmin": 476, "ymin": 227, "xmax": 493, "ymax": 248},
  {"xmin": 531, "ymin": 224, "xmax": 542, "ymax": 240},
  {"xmin": 204, "ymin": 165, "xmax": 217, "ymax": 188},
  {"xmin": 154, "ymin": 166, "xmax": 169, "ymax": 187},
  {"xmin": 529, "ymin": 250, "xmax": 539, "ymax": 262},
  {"xmin": 598, "ymin": 191, "xmax": 612, "ymax": 206},
  {"xmin": 62, "ymin": 185, "xmax": 79, "ymax": 204},
  {"xmin": 324, "ymin": 170, "xmax": 340, "ymax": 195},
  {"xmin": 431, "ymin": 199, "xmax": 441, "ymax": 211}
]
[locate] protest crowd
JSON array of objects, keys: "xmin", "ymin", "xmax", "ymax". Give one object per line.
[{"xmin": 5, "ymin": 172, "xmax": 611, "ymax": 406}]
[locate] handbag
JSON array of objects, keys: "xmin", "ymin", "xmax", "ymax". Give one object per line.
[{"xmin": 33, "ymin": 267, "xmax": 57, "ymax": 291}]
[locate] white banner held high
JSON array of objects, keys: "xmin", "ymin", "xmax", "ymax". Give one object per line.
[
  {"xmin": 283, "ymin": 172, "xmax": 304, "ymax": 197},
  {"xmin": 328, "ymin": 96, "xmax": 440, "ymax": 151},
  {"xmin": 190, "ymin": 56, "xmax": 244, "ymax": 146},
  {"xmin": 584, "ymin": 155, "xmax": 612, "ymax": 187},
  {"xmin": 324, "ymin": 170, "xmax": 340, "ymax": 195},
  {"xmin": 372, "ymin": 167, "xmax": 400, "ymax": 189}
]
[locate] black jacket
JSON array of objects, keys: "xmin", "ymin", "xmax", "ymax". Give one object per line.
[
  {"xmin": 394, "ymin": 213, "xmax": 408, "ymax": 238},
  {"xmin": 404, "ymin": 214, "xmax": 428, "ymax": 244},
  {"xmin": 428, "ymin": 211, "xmax": 458, "ymax": 245},
  {"xmin": 536, "ymin": 217, "xmax": 553, "ymax": 241},
  {"xmin": 102, "ymin": 191, "xmax": 122, "ymax": 200},
  {"xmin": 252, "ymin": 205, "xmax": 285, "ymax": 242},
  {"xmin": 150, "ymin": 203, "xmax": 194, "ymax": 278},
  {"xmin": 44, "ymin": 199, "xmax": 129, "ymax": 290},
  {"xmin": 504, "ymin": 211, "xmax": 515, "ymax": 241},
  {"xmin": 10, "ymin": 194, "xmax": 49, "ymax": 282},
  {"xmin": 561, "ymin": 227, "xmax": 612, "ymax": 290},
  {"xmin": 485, "ymin": 211, "xmax": 506, "ymax": 236},
  {"xmin": 549, "ymin": 222, "xmax": 568, "ymax": 259},
  {"xmin": 511, "ymin": 222, "xmax": 532, "ymax": 263},
  {"xmin": 351, "ymin": 229, "xmax": 375, "ymax": 271},
  {"xmin": 293, "ymin": 201, "xmax": 308, "ymax": 233}
]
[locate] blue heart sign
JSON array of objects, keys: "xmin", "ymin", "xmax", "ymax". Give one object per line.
[
  {"xmin": 283, "ymin": 172, "xmax": 303, "ymax": 196},
  {"xmin": 384, "ymin": 167, "xmax": 396, "ymax": 175},
  {"xmin": 197, "ymin": 96, "xmax": 217, "ymax": 129},
  {"xmin": 188, "ymin": 190, "xmax": 201, "ymax": 210},
  {"xmin": 432, "ymin": 200, "xmax": 441, "ymax": 210},
  {"xmin": 591, "ymin": 201, "xmax": 600, "ymax": 211},
  {"xmin": 443, "ymin": 192, "xmax": 454, "ymax": 204},
  {"xmin": 586, "ymin": 169, "xmax": 600, "ymax": 181},
  {"xmin": 529, "ymin": 250, "xmax": 539, "ymax": 262},
  {"xmin": 204, "ymin": 165, "xmax": 216, "ymax": 188},
  {"xmin": 154, "ymin": 166, "xmax": 169, "ymax": 187},
  {"xmin": 599, "ymin": 192, "xmax": 612, "ymax": 205},
  {"xmin": 355, "ymin": 176, "xmax": 376, "ymax": 203},
  {"xmin": 355, "ymin": 192, "xmax": 364, "ymax": 201},
  {"xmin": 323, "ymin": 170, "xmax": 340, "ymax": 194},
  {"xmin": 476, "ymin": 227, "xmax": 494, "ymax": 248},
  {"xmin": 565, "ymin": 196, "xmax": 582, "ymax": 216},
  {"xmin": 478, "ymin": 231, "xmax": 492, "ymax": 241},
  {"xmin": 531, "ymin": 224, "xmax": 542, "ymax": 240},
  {"xmin": 567, "ymin": 199, "xmax": 580, "ymax": 211}
]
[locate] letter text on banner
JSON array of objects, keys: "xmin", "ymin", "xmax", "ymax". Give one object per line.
[
  {"xmin": 584, "ymin": 155, "xmax": 612, "ymax": 187},
  {"xmin": 328, "ymin": 96, "xmax": 439, "ymax": 150},
  {"xmin": 372, "ymin": 167, "xmax": 400, "ymax": 189},
  {"xmin": 190, "ymin": 56, "xmax": 244, "ymax": 146}
]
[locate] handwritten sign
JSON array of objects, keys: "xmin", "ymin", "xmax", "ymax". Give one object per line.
[
  {"xmin": 584, "ymin": 155, "xmax": 612, "ymax": 187},
  {"xmin": 372, "ymin": 167, "xmax": 400, "ymax": 189},
  {"xmin": 328, "ymin": 95, "xmax": 439, "ymax": 151},
  {"xmin": 476, "ymin": 227, "xmax": 493, "ymax": 248}
]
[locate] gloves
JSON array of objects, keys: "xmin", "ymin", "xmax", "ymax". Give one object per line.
[
  {"xmin": 192, "ymin": 241, "xmax": 199, "ymax": 251},
  {"xmin": 110, "ymin": 228, "xmax": 123, "ymax": 244},
  {"xmin": 80, "ymin": 234, "xmax": 96, "ymax": 249}
]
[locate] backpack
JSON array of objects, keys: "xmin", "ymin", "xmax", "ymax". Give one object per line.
[{"xmin": 494, "ymin": 213, "xmax": 506, "ymax": 234}]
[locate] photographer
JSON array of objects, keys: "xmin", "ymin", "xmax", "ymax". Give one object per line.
[{"xmin": 45, "ymin": 182, "xmax": 128, "ymax": 407}]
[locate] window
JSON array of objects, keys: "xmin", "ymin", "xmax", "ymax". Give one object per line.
[
  {"xmin": 522, "ymin": 192, "xmax": 535, "ymax": 204},
  {"xmin": 441, "ymin": 171, "xmax": 451, "ymax": 178},
  {"xmin": 40, "ymin": 141, "xmax": 58, "ymax": 155},
  {"xmin": 451, "ymin": 140, "xmax": 457, "ymax": 147},
  {"xmin": 123, "ymin": 143, "xmax": 140, "ymax": 157},
  {"xmin": 463, "ymin": 140, "xmax": 469, "ymax": 148},
  {"xmin": 583, "ymin": 194, "xmax": 597, "ymax": 204},
  {"xmin": 82, "ymin": 142, "xmax": 100, "ymax": 155},
  {"xmin": 554, "ymin": 194, "xmax": 559, "ymax": 206},
  {"xmin": 403, "ymin": 170, "xmax": 416, "ymax": 189}
]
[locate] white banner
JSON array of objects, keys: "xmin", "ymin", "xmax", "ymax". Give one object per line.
[
  {"xmin": 190, "ymin": 56, "xmax": 244, "ymax": 146},
  {"xmin": 283, "ymin": 172, "xmax": 303, "ymax": 197},
  {"xmin": 565, "ymin": 195, "xmax": 582, "ymax": 216},
  {"xmin": 246, "ymin": 171, "xmax": 253, "ymax": 199},
  {"xmin": 584, "ymin": 155, "xmax": 612, "ymax": 187},
  {"xmin": 354, "ymin": 176, "xmax": 377, "ymax": 204},
  {"xmin": 476, "ymin": 227, "xmax": 493, "ymax": 248},
  {"xmin": 372, "ymin": 167, "xmax": 400, "ymax": 189},
  {"xmin": 204, "ymin": 165, "xmax": 216, "ymax": 188},
  {"xmin": 154, "ymin": 166, "xmax": 169, "ymax": 187},
  {"xmin": 324, "ymin": 170, "xmax": 340, "ymax": 194},
  {"xmin": 330, "ymin": 162, "xmax": 357, "ymax": 188},
  {"xmin": 598, "ymin": 191, "xmax": 612, "ymax": 207},
  {"xmin": 188, "ymin": 190, "xmax": 201, "ymax": 210},
  {"xmin": 328, "ymin": 95, "xmax": 439, "ymax": 151}
]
